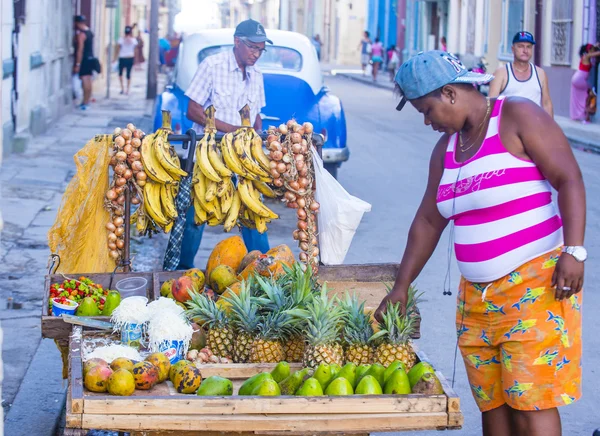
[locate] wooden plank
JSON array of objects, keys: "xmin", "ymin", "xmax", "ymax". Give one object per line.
[
  {"xmin": 447, "ymin": 412, "xmax": 464, "ymax": 429},
  {"xmin": 436, "ymin": 370, "xmax": 461, "ymax": 414},
  {"xmin": 81, "ymin": 412, "xmax": 449, "ymax": 432},
  {"xmin": 83, "ymin": 394, "xmax": 447, "ymax": 415},
  {"xmin": 69, "ymin": 326, "xmax": 84, "ymax": 415},
  {"xmin": 325, "ymin": 281, "xmax": 388, "ymax": 309},
  {"xmin": 318, "ymin": 263, "xmax": 398, "ymax": 282},
  {"xmin": 128, "ymin": 432, "xmax": 370, "ymax": 436}
]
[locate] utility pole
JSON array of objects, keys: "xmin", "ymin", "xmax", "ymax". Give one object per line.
[
  {"xmin": 106, "ymin": 1, "xmax": 118, "ymax": 99},
  {"xmin": 147, "ymin": 0, "xmax": 159, "ymax": 100}
]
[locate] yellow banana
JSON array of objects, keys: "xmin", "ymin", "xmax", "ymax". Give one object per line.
[
  {"xmin": 193, "ymin": 171, "xmax": 219, "ymax": 217},
  {"xmin": 193, "ymin": 195, "xmax": 208, "ymax": 225},
  {"xmin": 233, "ymin": 131, "xmax": 271, "ymax": 178},
  {"xmin": 220, "ymin": 133, "xmax": 252, "ymax": 177},
  {"xmin": 220, "ymin": 179, "xmax": 234, "ymax": 214},
  {"xmin": 155, "ymin": 136, "xmax": 187, "ymax": 179},
  {"xmin": 237, "ymin": 178, "xmax": 279, "ymax": 219},
  {"xmin": 252, "ymin": 180, "xmax": 276, "ymax": 198},
  {"xmin": 205, "ymin": 179, "xmax": 218, "ymax": 203},
  {"xmin": 216, "ymin": 179, "xmax": 229, "ymax": 198},
  {"xmin": 141, "ymin": 134, "xmax": 174, "ymax": 184},
  {"xmin": 143, "ymin": 181, "xmax": 170, "ymax": 227},
  {"xmin": 207, "ymin": 133, "xmax": 233, "ymax": 177},
  {"xmin": 254, "ymin": 213, "xmax": 268, "ymax": 234},
  {"xmin": 223, "ymin": 190, "xmax": 242, "ymax": 232},
  {"xmin": 207, "ymin": 214, "xmax": 225, "ymax": 226},
  {"xmin": 136, "ymin": 211, "xmax": 149, "ymax": 235},
  {"xmin": 250, "ymin": 131, "xmax": 271, "ymax": 172},
  {"xmin": 164, "ymin": 221, "xmax": 174, "ymax": 233},
  {"xmin": 199, "ymin": 134, "xmax": 222, "ymax": 182},
  {"xmin": 160, "ymin": 183, "xmax": 178, "ymax": 220}
]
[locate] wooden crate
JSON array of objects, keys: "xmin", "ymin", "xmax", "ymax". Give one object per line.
[
  {"xmin": 66, "ymin": 326, "xmax": 462, "ymax": 434},
  {"xmin": 42, "ymin": 272, "xmax": 154, "ymax": 340}
]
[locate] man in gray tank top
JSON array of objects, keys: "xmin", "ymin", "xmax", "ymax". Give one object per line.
[{"xmin": 489, "ymin": 31, "xmax": 554, "ymax": 117}]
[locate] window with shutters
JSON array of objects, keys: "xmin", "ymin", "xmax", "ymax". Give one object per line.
[
  {"xmin": 499, "ymin": 0, "xmax": 525, "ymax": 58},
  {"xmin": 551, "ymin": 0, "xmax": 573, "ymax": 65}
]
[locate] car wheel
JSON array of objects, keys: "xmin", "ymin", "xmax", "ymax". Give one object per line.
[{"xmin": 324, "ymin": 163, "xmax": 338, "ymax": 179}]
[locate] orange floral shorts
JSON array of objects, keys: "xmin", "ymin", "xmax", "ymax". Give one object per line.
[{"xmin": 456, "ymin": 248, "xmax": 582, "ymax": 412}]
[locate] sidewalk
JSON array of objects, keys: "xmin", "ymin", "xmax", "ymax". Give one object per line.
[
  {"xmin": 331, "ymin": 69, "xmax": 600, "ymax": 153},
  {"xmin": 1, "ymin": 67, "xmax": 158, "ymax": 435}
]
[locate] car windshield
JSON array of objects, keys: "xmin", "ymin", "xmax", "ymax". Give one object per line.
[{"xmin": 198, "ymin": 45, "xmax": 302, "ymax": 71}]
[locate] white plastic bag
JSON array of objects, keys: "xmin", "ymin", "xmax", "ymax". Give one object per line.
[
  {"xmin": 312, "ymin": 152, "xmax": 371, "ymax": 265},
  {"xmin": 72, "ymin": 74, "xmax": 83, "ymax": 100}
]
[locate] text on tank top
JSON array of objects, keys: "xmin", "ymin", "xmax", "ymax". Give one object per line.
[
  {"xmin": 436, "ymin": 97, "xmax": 563, "ymax": 283},
  {"xmin": 500, "ymin": 63, "xmax": 542, "ymax": 107}
]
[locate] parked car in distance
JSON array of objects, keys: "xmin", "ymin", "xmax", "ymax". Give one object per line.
[{"xmin": 153, "ymin": 29, "xmax": 349, "ymax": 178}]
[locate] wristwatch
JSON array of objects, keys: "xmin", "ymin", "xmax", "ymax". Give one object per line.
[{"xmin": 563, "ymin": 246, "xmax": 587, "ymax": 262}]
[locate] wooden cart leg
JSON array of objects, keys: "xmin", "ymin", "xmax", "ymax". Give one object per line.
[{"xmin": 62, "ymin": 429, "xmax": 86, "ymax": 436}]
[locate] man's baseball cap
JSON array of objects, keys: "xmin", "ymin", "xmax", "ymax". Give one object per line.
[
  {"xmin": 74, "ymin": 15, "xmax": 86, "ymax": 23},
  {"xmin": 513, "ymin": 31, "xmax": 536, "ymax": 45},
  {"xmin": 394, "ymin": 50, "xmax": 494, "ymax": 111},
  {"xmin": 234, "ymin": 19, "xmax": 273, "ymax": 44},
  {"xmin": 125, "ymin": 26, "xmax": 133, "ymax": 34}
]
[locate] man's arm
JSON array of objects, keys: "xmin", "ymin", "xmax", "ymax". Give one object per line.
[
  {"xmin": 488, "ymin": 66, "xmax": 507, "ymax": 98},
  {"xmin": 538, "ymin": 67, "xmax": 554, "ymax": 118},
  {"xmin": 74, "ymin": 32, "xmax": 85, "ymax": 73}
]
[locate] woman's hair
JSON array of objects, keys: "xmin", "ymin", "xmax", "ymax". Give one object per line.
[
  {"xmin": 579, "ymin": 44, "xmax": 594, "ymax": 57},
  {"xmin": 375, "ymin": 37, "xmax": 380, "ymax": 43}
]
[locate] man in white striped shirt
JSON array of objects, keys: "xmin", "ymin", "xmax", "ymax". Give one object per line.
[{"xmin": 178, "ymin": 19, "xmax": 272, "ymax": 270}]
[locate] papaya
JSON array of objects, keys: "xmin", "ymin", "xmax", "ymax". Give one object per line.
[
  {"xmin": 221, "ymin": 281, "xmax": 243, "ymax": 299},
  {"xmin": 238, "ymin": 250, "xmax": 262, "ymax": 273},
  {"xmin": 266, "ymin": 245, "xmax": 295, "ymax": 275},
  {"xmin": 209, "ymin": 265, "xmax": 238, "ymax": 295},
  {"xmin": 206, "ymin": 236, "xmax": 248, "ymax": 279},
  {"xmin": 237, "ymin": 245, "xmax": 296, "ymax": 281}
]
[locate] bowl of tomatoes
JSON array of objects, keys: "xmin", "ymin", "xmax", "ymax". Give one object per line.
[{"xmin": 51, "ymin": 297, "xmax": 79, "ymax": 317}]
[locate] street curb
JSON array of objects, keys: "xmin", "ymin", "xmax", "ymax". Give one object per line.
[
  {"xmin": 335, "ymin": 72, "xmax": 395, "ymax": 92},
  {"xmin": 4, "ymin": 338, "xmax": 67, "ymax": 436}
]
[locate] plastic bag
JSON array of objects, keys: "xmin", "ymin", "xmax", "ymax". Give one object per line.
[
  {"xmin": 312, "ymin": 152, "xmax": 371, "ymax": 265},
  {"xmin": 48, "ymin": 135, "xmax": 117, "ymax": 273},
  {"xmin": 72, "ymin": 74, "xmax": 83, "ymax": 101}
]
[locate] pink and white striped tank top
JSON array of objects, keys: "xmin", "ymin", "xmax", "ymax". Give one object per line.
[{"xmin": 436, "ymin": 97, "xmax": 563, "ymax": 283}]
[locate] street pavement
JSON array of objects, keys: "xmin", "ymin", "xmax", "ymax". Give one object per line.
[{"xmin": 325, "ymin": 74, "xmax": 600, "ymax": 435}]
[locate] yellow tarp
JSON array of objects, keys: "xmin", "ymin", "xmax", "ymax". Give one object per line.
[{"xmin": 48, "ymin": 135, "xmax": 117, "ymax": 273}]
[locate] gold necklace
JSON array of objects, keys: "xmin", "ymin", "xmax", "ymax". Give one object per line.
[
  {"xmin": 459, "ymin": 98, "xmax": 491, "ymax": 152},
  {"xmin": 513, "ymin": 63, "xmax": 529, "ymax": 73}
]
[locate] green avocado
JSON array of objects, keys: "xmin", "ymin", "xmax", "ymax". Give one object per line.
[
  {"xmin": 76, "ymin": 297, "xmax": 101, "ymax": 316},
  {"xmin": 102, "ymin": 290, "xmax": 121, "ymax": 316}
]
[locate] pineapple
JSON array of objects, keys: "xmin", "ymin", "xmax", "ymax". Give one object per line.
[
  {"xmin": 341, "ymin": 293, "xmax": 375, "ymax": 365},
  {"xmin": 249, "ymin": 310, "xmax": 295, "ymax": 363},
  {"xmin": 371, "ymin": 301, "xmax": 417, "ymax": 369},
  {"xmin": 185, "ymin": 292, "xmax": 234, "ymax": 359},
  {"xmin": 301, "ymin": 284, "xmax": 346, "ymax": 368},
  {"xmin": 223, "ymin": 282, "xmax": 260, "ymax": 363}
]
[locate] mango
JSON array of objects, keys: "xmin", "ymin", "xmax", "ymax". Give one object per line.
[
  {"xmin": 384, "ymin": 368, "xmax": 411, "ymax": 395},
  {"xmin": 189, "ymin": 323, "xmax": 207, "ymax": 350},
  {"xmin": 145, "ymin": 352, "xmax": 171, "ymax": 383},
  {"xmin": 101, "ymin": 290, "xmax": 121, "ymax": 316},
  {"xmin": 197, "ymin": 376, "xmax": 233, "ymax": 396},
  {"xmin": 355, "ymin": 375, "xmax": 383, "ymax": 395},
  {"xmin": 364, "ymin": 363, "xmax": 386, "ymax": 387},
  {"xmin": 411, "ymin": 372, "xmax": 444, "ymax": 395},
  {"xmin": 84, "ymin": 364, "xmax": 113, "ymax": 393},
  {"xmin": 324, "ymin": 377, "xmax": 353, "ymax": 396},
  {"xmin": 330, "ymin": 364, "xmax": 342, "ymax": 377},
  {"xmin": 76, "ymin": 297, "xmax": 100, "ymax": 316},
  {"xmin": 184, "ymin": 268, "xmax": 206, "ymax": 291},
  {"xmin": 334, "ymin": 363, "xmax": 357, "ymax": 388},
  {"xmin": 160, "ymin": 279, "xmax": 175, "ymax": 297},
  {"xmin": 313, "ymin": 364, "xmax": 334, "ymax": 390},
  {"xmin": 110, "ymin": 357, "xmax": 137, "ymax": 373},
  {"xmin": 169, "ymin": 360, "xmax": 191, "ymax": 383},
  {"xmin": 356, "ymin": 364, "xmax": 371, "ymax": 383},
  {"xmin": 83, "ymin": 358, "xmax": 109, "ymax": 377},
  {"xmin": 107, "ymin": 369, "xmax": 135, "ymax": 396},
  {"xmin": 239, "ymin": 372, "xmax": 273, "ymax": 396},
  {"xmin": 271, "ymin": 361, "xmax": 291, "ymax": 383},
  {"xmin": 296, "ymin": 377, "xmax": 324, "ymax": 396},
  {"xmin": 408, "ymin": 362, "xmax": 436, "ymax": 389},
  {"xmin": 132, "ymin": 361, "xmax": 160, "ymax": 390},
  {"xmin": 279, "ymin": 368, "xmax": 312, "ymax": 395},
  {"xmin": 173, "ymin": 364, "xmax": 202, "ymax": 394},
  {"xmin": 171, "ymin": 276, "xmax": 195, "ymax": 303},
  {"xmin": 209, "ymin": 265, "xmax": 238, "ymax": 295},
  {"xmin": 251, "ymin": 378, "xmax": 281, "ymax": 396}
]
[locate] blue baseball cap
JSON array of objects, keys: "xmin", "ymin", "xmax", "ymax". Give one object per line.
[
  {"xmin": 513, "ymin": 31, "xmax": 536, "ymax": 45},
  {"xmin": 394, "ymin": 50, "xmax": 494, "ymax": 111},
  {"xmin": 234, "ymin": 19, "xmax": 273, "ymax": 44}
]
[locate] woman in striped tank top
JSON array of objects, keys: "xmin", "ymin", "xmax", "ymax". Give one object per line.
[{"xmin": 376, "ymin": 51, "xmax": 586, "ymax": 435}]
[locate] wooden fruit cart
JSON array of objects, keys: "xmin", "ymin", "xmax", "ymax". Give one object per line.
[{"xmin": 65, "ymin": 326, "xmax": 462, "ymax": 435}]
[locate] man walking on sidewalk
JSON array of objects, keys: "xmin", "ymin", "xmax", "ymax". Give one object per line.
[
  {"xmin": 488, "ymin": 31, "xmax": 554, "ymax": 117},
  {"xmin": 177, "ymin": 19, "xmax": 272, "ymax": 270},
  {"xmin": 73, "ymin": 15, "xmax": 95, "ymax": 110}
]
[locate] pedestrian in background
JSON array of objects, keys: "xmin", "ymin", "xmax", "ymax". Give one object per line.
[
  {"xmin": 370, "ymin": 37, "xmax": 383, "ymax": 81},
  {"xmin": 381, "ymin": 50, "xmax": 585, "ymax": 436},
  {"xmin": 133, "ymin": 23, "xmax": 145, "ymax": 71},
  {"xmin": 488, "ymin": 31, "xmax": 554, "ymax": 117},
  {"xmin": 115, "ymin": 26, "xmax": 138, "ymax": 95},
  {"xmin": 440, "ymin": 36, "xmax": 447, "ymax": 52},
  {"xmin": 159, "ymin": 37, "xmax": 171, "ymax": 73},
  {"xmin": 73, "ymin": 15, "xmax": 96, "ymax": 110},
  {"xmin": 387, "ymin": 46, "xmax": 399, "ymax": 82},
  {"xmin": 570, "ymin": 44, "xmax": 600, "ymax": 123},
  {"xmin": 312, "ymin": 34, "xmax": 322, "ymax": 61},
  {"xmin": 359, "ymin": 31, "xmax": 372, "ymax": 76}
]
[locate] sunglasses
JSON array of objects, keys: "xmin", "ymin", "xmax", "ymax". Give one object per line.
[{"xmin": 240, "ymin": 38, "xmax": 267, "ymax": 55}]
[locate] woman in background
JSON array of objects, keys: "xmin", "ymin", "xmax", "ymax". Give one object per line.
[
  {"xmin": 570, "ymin": 43, "xmax": 600, "ymax": 123},
  {"xmin": 133, "ymin": 23, "xmax": 145, "ymax": 71},
  {"xmin": 116, "ymin": 26, "xmax": 138, "ymax": 95},
  {"xmin": 371, "ymin": 38, "xmax": 384, "ymax": 82}
]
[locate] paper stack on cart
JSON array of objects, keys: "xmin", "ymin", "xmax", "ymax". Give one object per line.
[{"xmin": 312, "ymin": 153, "xmax": 371, "ymax": 265}]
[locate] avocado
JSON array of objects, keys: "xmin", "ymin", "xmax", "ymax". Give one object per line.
[{"xmin": 102, "ymin": 290, "xmax": 121, "ymax": 316}]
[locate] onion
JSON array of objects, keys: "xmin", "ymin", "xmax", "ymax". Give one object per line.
[
  {"xmin": 114, "ymin": 207, "xmax": 124, "ymax": 216},
  {"xmin": 273, "ymin": 178, "xmax": 284, "ymax": 187},
  {"xmin": 286, "ymin": 164, "xmax": 292, "ymax": 172},
  {"xmin": 116, "ymin": 239, "xmax": 125, "ymax": 249},
  {"xmin": 123, "ymin": 144, "xmax": 133, "ymax": 155},
  {"xmin": 312, "ymin": 247, "xmax": 320, "ymax": 257},
  {"xmin": 298, "ymin": 220, "xmax": 308, "ymax": 230},
  {"xmin": 117, "ymin": 195, "xmax": 126, "ymax": 205},
  {"xmin": 115, "ymin": 186, "xmax": 124, "ymax": 195},
  {"xmin": 110, "ymin": 250, "xmax": 120, "ymax": 260},
  {"xmin": 115, "ymin": 226, "xmax": 125, "ymax": 237},
  {"xmin": 301, "ymin": 144, "xmax": 309, "ymax": 153},
  {"xmin": 115, "ymin": 136, "xmax": 125, "ymax": 147},
  {"xmin": 270, "ymin": 150, "xmax": 283, "ymax": 161},
  {"xmin": 127, "ymin": 123, "xmax": 136, "ymax": 132},
  {"xmin": 276, "ymin": 163, "xmax": 287, "ymax": 173},
  {"xmin": 114, "ymin": 127, "xmax": 122, "ymax": 135},
  {"xmin": 270, "ymin": 169, "xmax": 281, "ymax": 179},
  {"xmin": 114, "ymin": 163, "xmax": 127, "ymax": 175},
  {"xmin": 310, "ymin": 201, "xmax": 321, "ymax": 212},
  {"xmin": 303, "ymin": 122, "xmax": 314, "ymax": 134},
  {"xmin": 116, "ymin": 177, "xmax": 127, "ymax": 187},
  {"xmin": 284, "ymin": 192, "xmax": 296, "ymax": 202},
  {"xmin": 299, "ymin": 252, "xmax": 308, "ymax": 262},
  {"xmin": 269, "ymin": 141, "xmax": 281, "ymax": 151},
  {"xmin": 131, "ymin": 137, "xmax": 142, "ymax": 148},
  {"xmin": 116, "ymin": 151, "xmax": 127, "ymax": 162},
  {"xmin": 137, "ymin": 180, "xmax": 146, "ymax": 187},
  {"xmin": 296, "ymin": 197, "xmax": 306, "ymax": 208},
  {"xmin": 131, "ymin": 196, "xmax": 140, "ymax": 205},
  {"xmin": 108, "ymin": 242, "xmax": 117, "ymax": 250},
  {"xmin": 297, "ymin": 188, "xmax": 307, "ymax": 196},
  {"xmin": 293, "ymin": 230, "xmax": 300, "ymax": 240},
  {"xmin": 292, "ymin": 123, "xmax": 302, "ymax": 133},
  {"xmin": 109, "ymin": 156, "xmax": 117, "ymax": 167},
  {"xmin": 131, "ymin": 161, "xmax": 143, "ymax": 172},
  {"xmin": 108, "ymin": 233, "xmax": 117, "ymax": 242},
  {"xmin": 278, "ymin": 124, "xmax": 288, "ymax": 135},
  {"xmin": 123, "ymin": 169, "xmax": 133, "ymax": 180},
  {"xmin": 294, "ymin": 153, "xmax": 305, "ymax": 162},
  {"xmin": 282, "ymin": 147, "xmax": 289, "ymax": 154},
  {"xmin": 300, "ymin": 242, "xmax": 309, "ymax": 251},
  {"xmin": 282, "ymin": 154, "xmax": 292, "ymax": 164},
  {"xmin": 298, "ymin": 230, "xmax": 308, "ymax": 241},
  {"xmin": 297, "ymin": 209, "xmax": 307, "ymax": 219},
  {"xmin": 106, "ymin": 189, "xmax": 118, "ymax": 200},
  {"xmin": 289, "ymin": 181, "xmax": 300, "ymax": 191},
  {"xmin": 269, "ymin": 161, "xmax": 277, "ymax": 169},
  {"xmin": 296, "ymin": 161, "xmax": 306, "ymax": 171},
  {"xmin": 267, "ymin": 134, "xmax": 279, "ymax": 144},
  {"xmin": 298, "ymin": 177, "xmax": 309, "ymax": 188},
  {"xmin": 291, "ymin": 133, "xmax": 302, "ymax": 144},
  {"xmin": 136, "ymin": 171, "xmax": 147, "ymax": 181},
  {"xmin": 286, "ymin": 120, "xmax": 296, "ymax": 129},
  {"xmin": 287, "ymin": 201, "xmax": 298, "ymax": 208},
  {"xmin": 133, "ymin": 129, "xmax": 143, "ymax": 139},
  {"xmin": 131, "ymin": 150, "xmax": 141, "ymax": 160},
  {"xmin": 121, "ymin": 129, "xmax": 132, "ymax": 140},
  {"xmin": 298, "ymin": 128, "xmax": 305, "ymax": 135},
  {"xmin": 291, "ymin": 143, "xmax": 302, "ymax": 153},
  {"xmin": 113, "ymin": 217, "xmax": 124, "ymax": 227},
  {"xmin": 302, "ymin": 138, "xmax": 308, "ymax": 146},
  {"xmin": 106, "ymin": 222, "xmax": 116, "ymax": 232},
  {"xmin": 311, "ymin": 236, "xmax": 318, "ymax": 246}
]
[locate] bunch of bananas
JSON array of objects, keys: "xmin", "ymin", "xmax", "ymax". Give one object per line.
[
  {"xmin": 192, "ymin": 126, "xmax": 278, "ymax": 233},
  {"xmin": 138, "ymin": 128, "xmax": 187, "ymax": 234}
]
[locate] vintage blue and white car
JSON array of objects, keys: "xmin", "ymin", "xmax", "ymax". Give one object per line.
[{"xmin": 153, "ymin": 29, "xmax": 349, "ymax": 177}]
